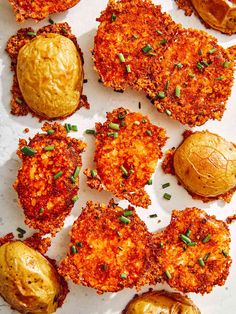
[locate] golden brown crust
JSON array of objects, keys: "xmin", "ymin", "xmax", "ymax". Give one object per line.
[
  {"xmin": 151, "ymin": 207, "xmax": 232, "ymax": 294},
  {"xmin": 8, "ymin": 0, "xmax": 80, "ymax": 22},
  {"xmin": 0, "ymin": 234, "xmax": 14, "ymax": 247},
  {"xmin": 93, "ymin": 0, "xmax": 234, "ymax": 126},
  {"xmin": 59, "ymin": 200, "xmax": 153, "ymax": 293},
  {"xmin": 24, "ymin": 233, "xmax": 52, "ymax": 255},
  {"xmin": 84, "ymin": 108, "xmax": 167, "ymax": 208},
  {"xmin": 226, "ymin": 214, "xmax": 236, "ymax": 224},
  {"xmin": 6, "ymin": 23, "xmax": 89, "ymax": 121},
  {"xmin": 14, "ymin": 122, "xmax": 86, "ymax": 236}
]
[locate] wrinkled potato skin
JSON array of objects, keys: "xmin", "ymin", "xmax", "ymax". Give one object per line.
[
  {"xmin": 191, "ymin": 0, "xmax": 236, "ymax": 34},
  {"xmin": 123, "ymin": 290, "xmax": 201, "ymax": 314},
  {"xmin": 17, "ymin": 33, "xmax": 83, "ymax": 119},
  {"xmin": 174, "ymin": 131, "xmax": 236, "ymax": 197},
  {"xmin": 0, "ymin": 241, "xmax": 61, "ymax": 314}
]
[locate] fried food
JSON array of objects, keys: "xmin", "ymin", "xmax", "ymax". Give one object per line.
[
  {"xmin": 151, "ymin": 208, "xmax": 231, "ymax": 294},
  {"xmin": 8, "ymin": 0, "xmax": 80, "ymax": 22},
  {"xmin": 84, "ymin": 108, "xmax": 167, "ymax": 208},
  {"xmin": 0, "ymin": 241, "xmax": 68, "ymax": 314},
  {"xmin": 93, "ymin": 0, "xmax": 234, "ymax": 126},
  {"xmin": 6, "ymin": 22, "xmax": 89, "ymax": 120},
  {"xmin": 59, "ymin": 200, "xmax": 152, "ymax": 293},
  {"xmin": 162, "ymin": 130, "xmax": 236, "ymax": 203},
  {"xmin": 123, "ymin": 290, "xmax": 201, "ymax": 314},
  {"xmin": 14, "ymin": 122, "xmax": 86, "ymax": 236}
]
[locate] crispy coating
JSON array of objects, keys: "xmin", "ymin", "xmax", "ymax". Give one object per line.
[
  {"xmin": 6, "ymin": 23, "xmax": 89, "ymax": 120},
  {"xmin": 8, "ymin": 0, "xmax": 80, "ymax": 22},
  {"xmin": 162, "ymin": 130, "xmax": 236, "ymax": 203},
  {"xmin": 93, "ymin": 0, "xmax": 234, "ymax": 126},
  {"xmin": 84, "ymin": 108, "xmax": 167, "ymax": 208},
  {"xmin": 59, "ymin": 200, "xmax": 152, "ymax": 293},
  {"xmin": 175, "ymin": 0, "xmax": 194, "ymax": 16},
  {"xmin": 14, "ymin": 122, "xmax": 86, "ymax": 236},
  {"xmin": 151, "ymin": 208, "xmax": 232, "ymax": 294},
  {"xmin": 24, "ymin": 233, "xmax": 52, "ymax": 255}
]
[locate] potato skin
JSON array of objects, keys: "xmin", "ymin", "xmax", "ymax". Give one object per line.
[
  {"xmin": 123, "ymin": 290, "xmax": 201, "ymax": 314},
  {"xmin": 0, "ymin": 241, "xmax": 64, "ymax": 314},
  {"xmin": 17, "ymin": 33, "xmax": 83, "ymax": 119},
  {"xmin": 173, "ymin": 131, "xmax": 236, "ymax": 197}
]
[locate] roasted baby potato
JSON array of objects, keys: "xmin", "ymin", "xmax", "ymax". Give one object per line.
[
  {"xmin": 123, "ymin": 290, "xmax": 201, "ymax": 314},
  {"xmin": 173, "ymin": 131, "xmax": 236, "ymax": 199},
  {"xmin": 0, "ymin": 241, "xmax": 68, "ymax": 314}
]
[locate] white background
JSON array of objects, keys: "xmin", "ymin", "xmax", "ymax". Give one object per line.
[{"xmin": 0, "ymin": 0, "xmax": 235, "ymax": 313}]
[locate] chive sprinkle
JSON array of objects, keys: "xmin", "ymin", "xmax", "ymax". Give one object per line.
[
  {"xmin": 180, "ymin": 234, "xmax": 191, "ymax": 244},
  {"xmin": 163, "ymin": 193, "xmax": 171, "ymax": 200},
  {"xmin": 27, "ymin": 31, "xmax": 37, "ymax": 37},
  {"xmin": 202, "ymin": 60, "xmax": 209, "ymax": 67},
  {"xmin": 108, "ymin": 132, "xmax": 119, "ymax": 138},
  {"xmin": 142, "ymin": 44, "xmax": 152, "ymax": 54},
  {"xmin": 203, "ymin": 252, "xmax": 210, "ymax": 262},
  {"xmin": 118, "ymin": 246, "xmax": 123, "ymax": 251},
  {"xmin": 73, "ymin": 166, "xmax": 81, "ymax": 178},
  {"xmin": 72, "ymin": 195, "xmax": 79, "ymax": 203},
  {"xmin": 126, "ymin": 64, "xmax": 131, "ymax": 73},
  {"xmin": 165, "ymin": 109, "xmax": 172, "ymax": 116},
  {"xmin": 216, "ymin": 76, "xmax": 224, "ymax": 80},
  {"xmin": 21, "ymin": 146, "xmax": 37, "ymax": 156},
  {"xmin": 109, "ymin": 122, "xmax": 120, "ymax": 130},
  {"xmin": 17, "ymin": 227, "xmax": 26, "ymax": 234},
  {"xmin": 129, "ymin": 169, "xmax": 135, "ymax": 174},
  {"xmin": 91, "ymin": 169, "xmax": 97, "ymax": 177},
  {"xmin": 70, "ymin": 176, "xmax": 76, "ymax": 183},
  {"xmin": 120, "ymin": 273, "xmax": 127, "ymax": 278},
  {"xmin": 65, "ymin": 123, "xmax": 70, "ymax": 133},
  {"xmin": 118, "ymin": 111, "xmax": 127, "ymax": 119},
  {"xmin": 149, "ymin": 214, "xmax": 158, "ymax": 218},
  {"xmin": 120, "ymin": 165, "xmax": 128, "ymax": 176},
  {"xmin": 160, "ymin": 39, "xmax": 167, "ymax": 45},
  {"xmin": 146, "ymin": 130, "xmax": 152, "ymax": 136},
  {"xmin": 185, "ymin": 229, "xmax": 191, "ymax": 237},
  {"xmin": 156, "ymin": 30, "xmax": 163, "ymax": 35},
  {"xmin": 121, "ymin": 121, "xmax": 126, "ymax": 127},
  {"xmin": 160, "ymin": 242, "xmax": 164, "ymax": 247},
  {"xmin": 44, "ymin": 145, "xmax": 55, "ymax": 151},
  {"xmin": 222, "ymin": 250, "xmax": 228, "ymax": 257},
  {"xmin": 174, "ymin": 63, "xmax": 183, "ymax": 68},
  {"xmin": 71, "ymin": 125, "xmax": 78, "ymax": 131},
  {"xmin": 16, "ymin": 97, "xmax": 23, "ymax": 104},
  {"xmin": 175, "ymin": 86, "xmax": 181, "ymax": 98},
  {"xmin": 208, "ymin": 48, "xmax": 217, "ymax": 54},
  {"xmin": 49, "ymin": 17, "xmax": 54, "ymax": 24},
  {"xmin": 162, "ymin": 183, "xmax": 170, "ymax": 189},
  {"xmin": 223, "ymin": 61, "xmax": 231, "ymax": 68},
  {"xmin": 147, "ymin": 179, "xmax": 153, "ymax": 185},
  {"xmin": 39, "ymin": 208, "xmax": 44, "ymax": 213},
  {"xmin": 18, "ymin": 233, "xmax": 24, "ymax": 239},
  {"xmin": 198, "ymin": 49, "xmax": 203, "ymax": 55},
  {"xmin": 198, "ymin": 258, "xmax": 205, "ymax": 267},
  {"xmin": 102, "ymin": 264, "xmax": 108, "ymax": 271},
  {"xmin": 196, "ymin": 62, "xmax": 204, "ymax": 69},
  {"xmin": 165, "ymin": 270, "xmax": 171, "ymax": 279},
  {"xmin": 187, "ymin": 242, "xmax": 196, "ymax": 247},
  {"xmin": 77, "ymin": 242, "xmax": 83, "ymax": 248},
  {"xmin": 203, "ymin": 234, "xmax": 211, "ymax": 243},
  {"xmin": 47, "ymin": 129, "xmax": 54, "ymax": 135},
  {"xmin": 142, "ymin": 119, "xmax": 147, "ymax": 123},
  {"xmin": 188, "ymin": 73, "xmax": 195, "ymax": 78},
  {"xmin": 165, "ymin": 80, "xmax": 170, "ymax": 91},
  {"xmin": 54, "ymin": 171, "xmax": 63, "ymax": 179},
  {"xmin": 111, "ymin": 13, "xmax": 116, "ymax": 22},
  {"xmin": 85, "ymin": 129, "xmax": 96, "ymax": 135},
  {"xmin": 133, "ymin": 121, "xmax": 140, "ymax": 125},
  {"xmin": 119, "ymin": 216, "xmax": 131, "ymax": 224},
  {"xmin": 117, "ymin": 53, "xmax": 125, "ymax": 63},
  {"xmin": 157, "ymin": 91, "xmax": 166, "ymax": 99},
  {"xmin": 71, "ymin": 245, "xmax": 78, "ymax": 254},
  {"xmin": 124, "ymin": 211, "xmax": 133, "ymax": 217}
]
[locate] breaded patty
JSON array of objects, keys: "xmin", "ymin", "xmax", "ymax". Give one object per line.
[
  {"xmin": 93, "ymin": 0, "xmax": 234, "ymax": 126},
  {"xmin": 151, "ymin": 208, "xmax": 231, "ymax": 294},
  {"xmin": 8, "ymin": 0, "xmax": 80, "ymax": 22},
  {"xmin": 84, "ymin": 108, "xmax": 167, "ymax": 208},
  {"xmin": 6, "ymin": 23, "xmax": 89, "ymax": 120},
  {"xmin": 59, "ymin": 200, "xmax": 152, "ymax": 293},
  {"xmin": 14, "ymin": 122, "xmax": 86, "ymax": 236}
]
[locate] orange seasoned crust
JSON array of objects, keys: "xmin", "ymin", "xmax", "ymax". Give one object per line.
[
  {"xmin": 84, "ymin": 108, "xmax": 167, "ymax": 208},
  {"xmin": 59, "ymin": 200, "xmax": 153, "ymax": 293},
  {"xmin": 8, "ymin": 0, "xmax": 80, "ymax": 22},
  {"xmin": 14, "ymin": 122, "xmax": 86, "ymax": 236},
  {"xmin": 24, "ymin": 233, "xmax": 52, "ymax": 255},
  {"xmin": 0, "ymin": 234, "xmax": 14, "ymax": 247},
  {"xmin": 151, "ymin": 207, "xmax": 232, "ymax": 294},
  {"xmin": 6, "ymin": 22, "xmax": 89, "ymax": 121},
  {"xmin": 93, "ymin": 0, "xmax": 234, "ymax": 126},
  {"xmin": 175, "ymin": 0, "xmax": 194, "ymax": 16}
]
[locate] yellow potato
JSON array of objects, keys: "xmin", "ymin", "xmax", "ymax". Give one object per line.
[
  {"xmin": 0, "ymin": 241, "xmax": 62, "ymax": 314},
  {"xmin": 191, "ymin": 0, "xmax": 236, "ymax": 34},
  {"xmin": 123, "ymin": 290, "xmax": 200, "ymax": 314},
  {"xmin": 17, "ymin": 33, "xmax": 83, "ymax": 119},
  {"xmin": 173, "ymin": 131, "xmax": 236, "ymax": 197}
]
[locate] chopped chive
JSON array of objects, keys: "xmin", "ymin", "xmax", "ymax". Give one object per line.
[
  {"xmin": 203, "ymin": 252, "xmax": 210, "ymax": 262},
  {"xmin": 119, "ymin": 216, "xmax": 131, "ymax": 224},
  {"xmin": 146, "ymin": 130, "xmax": 152, "ymax": 136},
  {"xmin": 174, "ymin": 63, "xmax": 183, "ymax": 68},
  {"xmin": 180, "ymin": 234, "xmax": 191, "ymax": 244},
  {"xmin": 27, "ymin": 31, "xmax": 37, "ymax": 37},
  {"xmin": 198, "ymin": 258, "xmax": 205, "ymax": 267},
  {"xmin": 70, "ymin": 176, "xmax": 76, "ymax": 183},
  {"xmin": 108, "ymin": 132, "xmax": 119, "ymax": 138},
  {"xmin": 142, "ymin": 119, "xmax": 147, "ymax": 123},
  {"xmin": 201, "ymin": 60, "xmax": 209, "ymax": 67},
  {"xmin": 165, "ymin": 80, "xmax": 170, "ymax": 91},
  {"xmin": 157, "ymin": 91, "xmax": 166, "ymax": 99},
  {"xmin": 142, "ymin": 44, "xmax": 152, "ymax": 53},
  {"xmin": 102, "ymin": 264, "xmax": 108, "ymax": 271},
  {"xmin": 160, "ymin": 242, "xmax": 164, "ymax": 247},
  {"xmin": 49, "ymin": 17, "xmax": 54, "ymax": 24},
  {"xmin": 120, "ymin": 273, "xmax": 127, "ymax": 278},
  {"xmin": 133, "ymin": 121, "xmax": 140, "ymax": 125},
  {"xmin": 83, "ymin": 79, "xmax": 88, "ymax": 83},
  {"xmin": 118, "ymin": 246, "xmax": 123, "ymax": 251},
  {"xmin": 196, "ymin": 62, "xmax": 204, "ymax": 69},
  {"xmin": 188, "ymin": 73, "xmax": 195, "ymax": 78},
  {"xmin": 223, "ymin": 61, "xmax": 231, "ymax": 68},
  {"xmin": 73, "ymin": 166, "xmax": 81, "ymax": 178},
  {"xmin": 47, "ymin": 129, "xmax": 54, "ymax": 135},
  {"xmin": 65, "ymin": 123, "xmax": 70, "ymax": 133},
  {"xmin": 216, "ymin": 76, "xmax": 224, "ymax": 81},
  {"xmin": 118, "ymin": 112, "xmax": 127, "ymax": 120},
  {"xmin": 17, "ymin": 227, "xmax": 26, "ymax": 234},
  {"xmin": 39, "ymin": 208, "xmax": 44, "ymax": 214},
  {"xmin": 149, "ymin": 214, "xmax": 158, "ymax": 218},
  {"xmin": 71, "ymin": 245, "xmax": 78, "ymax": 254},
  {"xmin": 111, "ymin": 13, "xmax": 116, "ymax": 22},
  {"xmin": 198, "ymin": 49, "xmax": 203, "ymax": 55},
  {"xmin": 126, "ymin": 64, "xmax": 131, "ymax": 73},
  {"xmin": 222, "ymin": 250, "xmax": 228, "ymax": 257},
  {"xmin": 156, "ymin": 30, "xmax": 163, "ymax": 35},
  {"xmin": 120, "ymin": 165, "xmax": 128, "ymax": 176},
  {"xmin": 121, "ymin": 120, "xmax": 126, "ymax": 127},
  {"xmin": 203, "ymin": 234, "xmax": 211, "ymax": 243},
  {"xmin": 77, "ymin": 242, "xmax": 83, "ymax": 248},
  {"xmin": 163, "ymin": 193, "xmax": 171, "ymax": 200},
  {"xmin": 162, "ymin": 183, "xmax": 170, "ymax": 189},
  {"xmin": 54, "ymin": 171, "xmax": 63, "ymax": 179},
  {"xmin": 185, "ymin": 229, "xmax": 191, "ymax": 237},
  {"xmin": 208, "ymin": 48, "xmax": 217, "ymax": 54},
  {"xmin": 21, "ymin": 146, "xmax": 37, "ymax": 156},
  {"xmin": 187, "ymin": 242, "xmax": 196, "ymax": 247},
  {"xmin": 91, "ymin": 169, "xmax": 97, "ymax": 177},
  {"xmin": 165, "ymin": 270, "xmax": 171, "ymax": 279},
  {"xmin": 160, "ymin": 39, "xmax": 167, "ymax": 45},
  {"xmin": 123, "ymin": 211, "xmax": 133, "ymax": 217},
  {"xmin": 85, "ymin": 129, "xmax": 96, "ymax": 135},
  {"xmin": 109, "ymin": 122, "xmax": 120, "ymax": 130},
  {"xmin": 117, "ymin": 53, "xmax": 125, "ymax": 63},
  {"xmin": 16, "ymin": 97, "xmax": 23, "ymax": 104},
  {"xmin": 147, "ymin": 179, "xmax": 153, "ymax": 185},
  {"xmin": 18, "ymin": 233, "xmax": 24, "ymax": 238},
  {"xmin": 129, "ymin": 169, "xmax": 135, "ymax": 174},
  {"xmin": 132, "ymin": 34, "xmax": 138, "ymax": 39},
  {"xmin": 71, "ymin": 125, "xmax": 78, "ymax": 132},
  {"xmin": 44, "ymin": 145, "xmax": 55, "ymax": 151},
  {"xmin": 72, "ymin": 195, "xmax": 79, "ymax": 203},
  {"xmin": 175, "ymin": 86, "xmax": 181, "ymax": 98},
  {"xmin": 165, "ymin": 109, "xmax": 172, "ymax": 116}
]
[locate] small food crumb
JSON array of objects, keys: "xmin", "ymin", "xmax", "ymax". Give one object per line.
[{"xmin": 24, "ymin": 128, "xmax": 29, "ymax": 133}]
